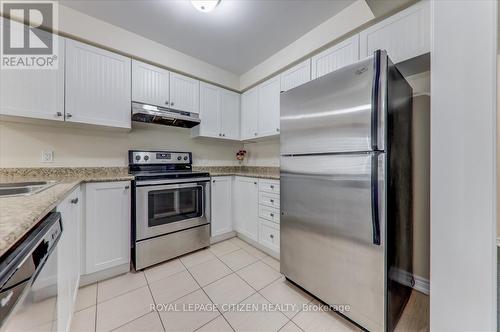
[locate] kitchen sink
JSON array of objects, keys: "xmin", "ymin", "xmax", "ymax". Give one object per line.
[{"xmin": 0, "ymin": 181, "xmax": 58, "ymax": 197}]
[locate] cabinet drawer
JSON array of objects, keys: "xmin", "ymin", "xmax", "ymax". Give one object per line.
[
  {"xmin": 259, "ymin": 219, "xmax": 280, "ymax": 253},
  {"xmin": 259, "ymin": 192, "xmax": 280, "ymax": 209},
  {"xmin": 259, "ymin": 205, "xmax": 280, "ymax": 224},
  {"xmin": 259, "ymin": 179, "xmax": 280, "ymax": 194}
]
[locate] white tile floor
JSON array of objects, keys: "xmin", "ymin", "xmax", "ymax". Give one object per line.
[{"xmin": 70, "ymin": 237, "xmax": 360, "ymax": 332}]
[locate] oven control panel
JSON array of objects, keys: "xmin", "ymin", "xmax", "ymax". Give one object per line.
[{"xmin": 130, "ymin": 151, "xmax": 191, "ymax": 165}]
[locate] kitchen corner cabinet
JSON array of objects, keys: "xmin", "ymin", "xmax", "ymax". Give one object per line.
[
  {"xmin": 211, "ymin": 177, "xmax": 233, "ymax": 237},
  {"xmin": 280, "ymin": 59, "xmax": 311, "ymax": 92},
  {"xmin": 359, "ymin": 0, "xmax": 430, "ymax": 64},
  {"xmin": 56, "ymin": 187, "xmax": 82, "ymax": 332},
  {"xmin": 241, "ymin": 87, "xmax": 259, "ymax": 140},
  {"xmin": 258, "ymin": 76, "xmax": 281, "ymax": 137},
  {"xmin": 132, "ymin": 60, "xmax": 170, "ymax": 107},
  {"xmin": 83, "ymin": 181, "xmax": 131, "ymax": 274},
  {"xmin": 311, "ymin": 35, "xmax": 360, "ymax": 80},
  {"xmin": 65, "ymin": 39, "xmax": 131, "ymax": 128},
  {"xmin": 233, "ymin": 177, "xmax": 259, "ymax": 241},
  {"xmin": 169, "ymin": 72, "xmax": 200, "ymax": 114},
  {"xmin": 0, "ymin": 19, "xmax": 65, "ymax": 121},
  {"xmin": 193, "ymin": 82, "xmax": 240, "ymax": 140}
]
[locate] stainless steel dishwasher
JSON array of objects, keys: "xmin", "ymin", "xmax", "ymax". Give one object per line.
[{"xmin": 0, "ymin": 212, "xmax": 62, "ymax": 331}]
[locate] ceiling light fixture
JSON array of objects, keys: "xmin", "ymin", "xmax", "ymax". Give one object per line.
[{"xmin": 190, "ymin": 0, "xmax": 221, "ymax": 13}]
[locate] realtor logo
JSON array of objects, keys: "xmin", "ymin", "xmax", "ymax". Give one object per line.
[{"xmin": 1, "ymin": 1, "xmax": 59, "ymax": 69}]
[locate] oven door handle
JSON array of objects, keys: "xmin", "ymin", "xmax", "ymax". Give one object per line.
[
  {"xmin": 135, "ymin": 177, "xmax": 211, "ymax": 186},
  {"xmin": 137, "ymin": 183, "xmax": 204, "ymax": 192}
]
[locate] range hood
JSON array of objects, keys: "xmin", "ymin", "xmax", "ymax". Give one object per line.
[{"xmin": 131, "ymin": 102, "xmax": 201, "ymax": 128}]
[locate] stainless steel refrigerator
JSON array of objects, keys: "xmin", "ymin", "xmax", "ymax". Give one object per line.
[{"xmin": 280, "ymin": 50, "xmax": 413, "ymax": 332}]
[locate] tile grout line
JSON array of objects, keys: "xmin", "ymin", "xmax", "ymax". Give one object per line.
[
  {"xmin": 178, "ymin": 255, "xmax": 237, "ymax": 332},
  {"xmin": 145, "ymin": 276, "xmax": 167, "ymax": 332},
  {"xmin": 94, "ymin": 280, "xmax": 99, "ymax": 332}
]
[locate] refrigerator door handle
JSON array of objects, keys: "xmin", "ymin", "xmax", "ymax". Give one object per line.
[{"xmin": 371, "ymin": 152, "xmax": 381, "ymax": 245}]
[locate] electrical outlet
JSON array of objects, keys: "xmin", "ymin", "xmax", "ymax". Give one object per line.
[{"xmin": 41, "ymin": 150, "xmax": 54, "ymax": 163}]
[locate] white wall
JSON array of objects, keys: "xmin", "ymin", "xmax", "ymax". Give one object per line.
[
  {"xmin": 242, "ymin": 139, "xmax": 280, "ymax": 167},
  {"xmin": 239, "ymin": 0, "xmax": 374, "ymax": 90},
  {"xmin": 0, "ymin": 121, "xmax": 242, "ymax": 167},
  {"xmin": 430, "ymin": 1, "xmax": 497, "ymax": 330}
]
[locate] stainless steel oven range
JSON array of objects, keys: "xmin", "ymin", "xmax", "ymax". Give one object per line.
[{"xmin": 129, "ymin": 150, "xmax": 210, "ymax": 270}]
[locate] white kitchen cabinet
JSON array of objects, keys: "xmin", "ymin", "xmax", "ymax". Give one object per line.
[
  {"xmin": 65, "ymin": 39, "xmax": 131, "ymax": 128},
  {"xmin": 211, "ymin": 176, "xmax": 233, "ymax": 237},
  {"xmin": 132, "ymin": 60, "xmax": 170, "ymax": 107},
  {"xmin": 258, "ymin": 76, "xmax": 281, "ymax": 137},
  {"xmin": 280, "ymin": 59, "xmax": 311, "ymax": 92},
  {"xmin": 57, "ymin": 187, "xmax": 82, "ymax": 332},
  {"xmin": 311, "ymin": 35, "xmax": 360, "ymax": 79},
  {"xmin": 240, "ymin": 87, "xmax": 259, "ymax": 140},
  {"xmin": 359, "ymin": 1, "xmax": 430, "ymax": 64},
  {"xmin": 259, "ymin": 220, "xmax": 280, "ymax": 254},
  {"xmin": 0, "ymin": 20, "xmax": 65, "ymax": 121},
  {"xmin": 169, "ymin": 72, "xmax": 200, "ymax": 114},
  {"xmin": 219, "ymin": 89, "xmax": 241, "ymax": 140},
  {"xmin": 83, "ymin": 181, "xmax": 130, "ymax": 274},
  {"xmin": 233, "ymin": 177, "xmax": 259, "ymax": 242},
  {"xmin": 194, "ymin": 83, "xmax": 240, "ymax": 140}
]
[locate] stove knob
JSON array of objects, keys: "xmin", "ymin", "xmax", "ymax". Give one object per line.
[
  {"xmin": 183, "ymin": 156, "xmax": 188, "ymax": 161},
  {"xmin": 177, "ymin": 156, "xmax": 182, "ymax": 161},
  {"xmin": 135, "ymin": 155, "xmax": 141, "ymax": 161},
  {"xmin": 144, "ymin": 155, "xmax": 149, "ymax": 161}
]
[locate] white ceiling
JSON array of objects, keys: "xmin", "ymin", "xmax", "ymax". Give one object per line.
[{"xmin": 60, "ymin": 0, "xmax": 356, "ymax": 74}]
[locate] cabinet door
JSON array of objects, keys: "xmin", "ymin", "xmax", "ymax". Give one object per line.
[
  {"xmin": 220, "ymin": 89, "xmax": 240, "ymax": 140},
  {"xmin": 169, "ymin": 72, "xmax": 200, "ymax": 114},
  {"xmin": 359, "ymin": 1, "xmax": 430, "ymax": 63},
  {"xmin": 84, "ymin": 181, "xmax": 130, "ymax": 274},
  {"xmin": 132, "ymin": 60, "xmax": 170, "ymax": 107},
  {"xmin": 233, "ymin": 177, "xmax": 259, "ymax": 241},
  {"xmin": 258, "ymin": 76, "xmax": 281, "ymax": 137},
  {"xmin": 211, "ymin": 177, "xmax": 233, "ymax": 237},
  {"xmin": 57, "ymin": 187, "xmax": 81, "ymax": 332},
  {"xmin": 280, "ymin": 59, "xmax": 311, "ymax": 92},
  {"xmin": 311, "ymin": 35, "xmax": 359, "ymax": 79},
  {"xmin": 241, "ymin": 87, "xmax": 259, "ymax": 140},
  {"xmin": 198, "ymin": 82, "xmax": 221, "ymax": 138},
  {"xmin": 65, "ymin": 39, "xmax": 131, "ymax": 128},
  {"xmin": 0, "ymin": 20, "xmax": 64, "ymax": 121}
]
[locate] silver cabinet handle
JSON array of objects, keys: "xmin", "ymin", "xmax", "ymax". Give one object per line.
[
  {"xmin": 66, "ymin": 113, "xmax": 72, "ymax": 118},
  {"xmin": 125, "ymin": 185, "xmax": 130, "ymax": 189},
  {"xmin": 56, "ymin": 112, "xmax": 62, "ymax": 117},
  {"xmin": 70, "ymin": 198, "xmax": 78, "ymax": 204}
]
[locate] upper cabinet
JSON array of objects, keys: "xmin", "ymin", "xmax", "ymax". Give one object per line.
[
  {"xmin": 280, "ymin": 59, "xmax": 311, "ymax": 92},
  {"xmin": 193, "ymin": 82, "xmax": 240, "ymax": 140},
  {"xmin": 359, "ymin": 1, "xmax": 430, "ymax": 64},
  {"xmin": 65, "ymin": 39, "xmax": 131, "ymax": 128},
  {"xmin": 311, "ymin": 35, "xmax": 359, "ymax": 80},
  {"xmin": 169, "ymin": 72, "xmax": 200, "ymax": 114},
  {"xmin": 258, "ymin": 76, "xmax": 280, "ymax": 137},
  {"xmin": 0, "ymin": 20, "xmax": 65, "ymax": 121},
  {"xmin": 240, "ymin": 87, "xmax": 259, "ymax": 140},
  {"xmin": 132, "ymin": 60, "xmax": 170, "ymax": 107}
]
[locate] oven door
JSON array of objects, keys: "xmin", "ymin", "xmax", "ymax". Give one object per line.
[{"xmin": 135, "ymin": 180, "xmax": 210, "ymax": 241}]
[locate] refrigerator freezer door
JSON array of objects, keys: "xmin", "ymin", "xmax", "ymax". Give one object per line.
[
  {"xmin": 280, "ymin": 55, "xmax": 384, "ymax": 155},
  {"xmin": 280, "ymin": 152, "xmax": 386, "ymax": 331}
]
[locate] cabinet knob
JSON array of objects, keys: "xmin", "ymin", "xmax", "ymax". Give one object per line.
[
  {"xmin": 270, "ymin": 234, "xmax": 274, "ymax": 239},
  {"xmin": 171, "ymin": 102, "xmax": 175, "ymax": 106},
  {"xmin": 219, "ymin": 133, "xmax": 222, "ymax": 137},
  {"xmin": 56, "ymin": 112, "xmax": 62, "ymax": 117},
  {"xmin": 276, "ymin": 128, "xmax": 280, "ymax": 132},
  {"xmin": 165, "ymin": 101, "xmax": 169, "ymax": 105},
  {"xmin": 254, "ymin": 182, "xmax": 257, "ymax": 185},
  {"xmin": 212, "ymin": 180, "xmax": 215, "ymax": 183},
  {"xmin": 270, "ymin": 213, "xmax": 274, "ymax": 217},
  {"xmin": 254, "ymin": 133, "xmax": 258, "ymax": 136},
  {"xmin": 125, "ymin": 185, "xmax": 130, "ymax": 189},
  {"xmin": 222, "ymin": 134, "xmax": 226, "ymax": 137},
  {"xmin": 270, "ymin": 185, "xmax": 274, "ymax": 189},
  {"xmin": 70, "ymin": 198, "xmax": 79, "ymax": 204},
  {"xmin": 270, "ymin": 199, "xmax": 274, "ymax": 203},
  {"xmin": 66, "ymin": 113, "xmax": 72, "ymax": 118}
]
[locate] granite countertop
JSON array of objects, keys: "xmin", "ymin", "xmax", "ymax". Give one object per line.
[
  {"xmin": 0, "ymin": 167, "xmax": 133, "ymax": 258},
  {"xmin": 194, "ymin": 166, "xmax": 280, "ymax": 180}
]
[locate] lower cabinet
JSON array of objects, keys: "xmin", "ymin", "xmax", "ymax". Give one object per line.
[
  {"xmin": 211, "ymin": 176, "xmax": 233, "ymax": 237},
  {"xmin": 233, "ymin": 177, "xmax": 259, "ymax": 242},
  {"xmin": 259, "ymin": 219, "xmax": 280, "ymax": 253},
  {"xmin": 56, "ymin": 187, "xmax": 82, "ymax": 332},
  {"xmin": 83, "ymin": 181, "xmax": 131, "ymax": 274}
]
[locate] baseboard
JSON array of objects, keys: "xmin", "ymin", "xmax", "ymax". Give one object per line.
[
  {"xmin": 390, "ymin": 267, "xmax": 429, "ymax": 295},
  {"xmin": 412, "ymin": 274, "xmax": 430, "ymax": 295},
  {"xmin": 210, "ymin": 231, "xmax": 236, "ymax": 244},
  {"xmin": 79, "ymin": 263, "xmax": 130, "ymax": 286},
  {"xmin": 236, "ymin": 232, "xmax": 280, "ymax": 259}
]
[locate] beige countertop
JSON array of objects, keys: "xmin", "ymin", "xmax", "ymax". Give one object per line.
[
  {"xmin": 0, "ymin": 168, "xmax": 133, "ymax": 258},
  {"xmin": 0, "ymin": 166, "xmax": 277, "ymax": 259}
]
